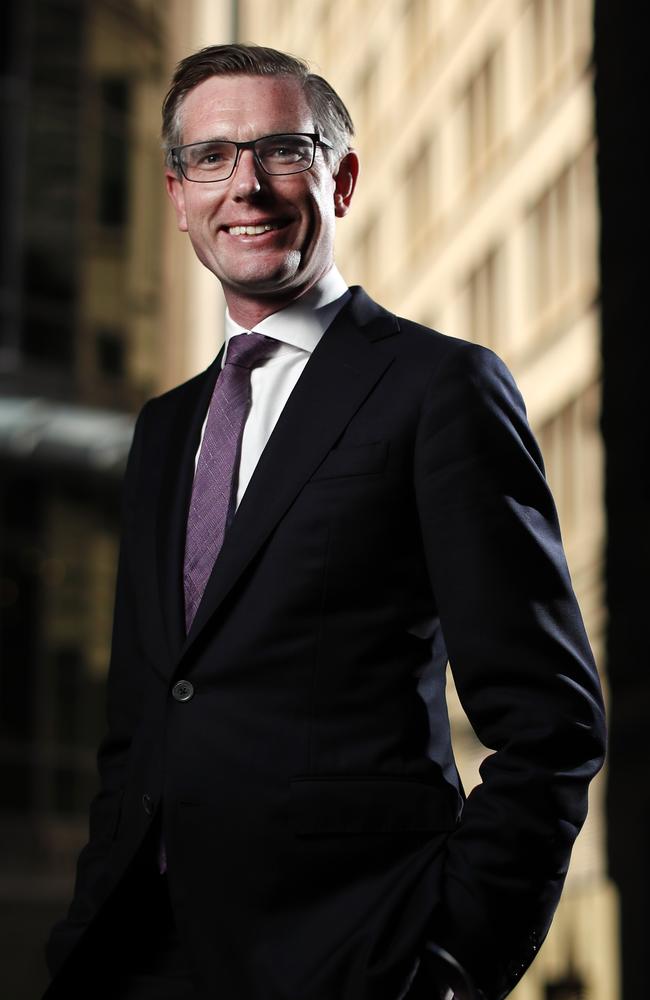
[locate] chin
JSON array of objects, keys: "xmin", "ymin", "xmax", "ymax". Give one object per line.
[{"xmin": 229, "ymin": 263, "xmax": 304, "ymax": 295}]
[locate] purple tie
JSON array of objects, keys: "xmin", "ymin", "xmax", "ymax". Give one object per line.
[{"xmin": 183, "ymin": 332, "xmax": 279, "ymax": 633}]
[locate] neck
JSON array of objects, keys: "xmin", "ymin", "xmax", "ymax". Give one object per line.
[
  {"xmin": 223, "ymin": 265, "xmax": 336, "ymax": 329},
  {"xmin": 225, "ymin": 291, "xmax": 301, "ymax": 329}
]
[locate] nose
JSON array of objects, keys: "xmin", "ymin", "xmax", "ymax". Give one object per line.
[{"xmin": 231, "ymin": 148, "xmax": 262, "ymax": 198}]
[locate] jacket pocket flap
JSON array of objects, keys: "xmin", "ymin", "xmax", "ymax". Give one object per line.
[
  {"xmin": 310, "ymin": 442, "xmax": 388, "ymax": 480},
  {"xmin": 290, "ymin": 777, "xmax": 458, "ymax": 835}
]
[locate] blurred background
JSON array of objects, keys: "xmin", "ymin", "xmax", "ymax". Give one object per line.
[{"xmin": 0, "ymin": 0, "xmax": 646, "ymax": 997}]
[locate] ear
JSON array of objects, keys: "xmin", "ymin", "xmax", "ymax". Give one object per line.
[
  {"xmin": 165, "ymin": 169, "xmax": 189, "ymax": 232},
  {"xmin": 333, "ymin": 151, "xmax": 359, "ymax": 218}
]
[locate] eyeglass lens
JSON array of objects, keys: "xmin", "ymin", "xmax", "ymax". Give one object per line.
[{"xmin": 179, "ymin": 134, "xmax": 316, "ymax": 180}]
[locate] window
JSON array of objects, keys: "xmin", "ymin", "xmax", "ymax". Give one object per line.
[
  {"xmin": 532, "ymin": 166, "xmax": 571, "ymax": 315},
  {"xmin": 357, "ymin": 216, "xmax": 381, "ymax": 292},
  {"xmin": 18, "ymin": 0, "xmax": 85, "ymax": 367},
  {"xmin": 544, "ymin": 968, "xmax": 586, "ymax": 999},
  {"xmin": 461, "ymin": 47, "xmax": 505, "ymax": 186},
  {"xmin": 527, "ymin": 147, "xmax": 596, "ymax": 339},
  {"xmin": 97, "ymin": 76, "xmax": 131, "ymax": 228},
  {"xmin": 356, "ymin": 57, "xmax": 381, "ymax": 140},
  {"xmin": 96, "ymin": 327, "xmax": 126, "ymax": 378},
  {"xmin": 536, "ymin": 385, "xmax": 601, "ymax": 541},
  {"xmin": 533, "ymin": 0, "xmax": 568, "ymax": 87},
  {"xmin": 405, "ymin": 0, "xmax": 441, "ymax": 62},
  {"xmin": 465, "ymin": 246, "xmax": 504, "ymax": 350},
  {"xmin": 403, "ymin": 136, "xmax": 438, "ymax": 263},
  {"xmin": 406, "ymin": 0, "xmax": 429, "ymax": 47},
  {"xmin": 529, "ymin": 0, "xmax": 592, "ymax": 102}
]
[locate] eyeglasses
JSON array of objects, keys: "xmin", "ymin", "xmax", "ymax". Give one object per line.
[{"xmin": 171, "ymin": 132, "xmax": 334, "ymax": 183}]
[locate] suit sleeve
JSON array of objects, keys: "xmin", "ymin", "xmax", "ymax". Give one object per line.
[
  {"xmin": 45, "ymin": 402, "xmax": 149, "ymax": 975},
  {"xmin": 413, "ymin": 344, "xmax": 606, "ymax": 999}
]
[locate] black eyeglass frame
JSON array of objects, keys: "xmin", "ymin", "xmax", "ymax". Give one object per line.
[{"xmin": 171, "ymin": 132, "xmax": 335, "ymax": 183}]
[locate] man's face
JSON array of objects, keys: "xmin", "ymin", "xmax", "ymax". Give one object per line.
[{"xmin": 165, "ymin": 74, "xmax": 358, "ymax": 319}]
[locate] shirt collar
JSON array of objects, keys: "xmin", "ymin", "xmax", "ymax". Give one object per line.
[{"xmin": 223, "ymin": 266, "xmax": 350, "ymax": 359}]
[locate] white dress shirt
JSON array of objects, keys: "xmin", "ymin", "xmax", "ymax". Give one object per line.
[{"xmin": 196, "ymin": 266, "xmax": 350, "ymax": 508}]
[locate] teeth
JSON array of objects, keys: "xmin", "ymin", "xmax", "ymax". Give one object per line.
[{"xmin": 228, "ymin": 223, "xmax": 282, "ymax": 236}]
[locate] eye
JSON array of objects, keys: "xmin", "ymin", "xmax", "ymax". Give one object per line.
[
  {"xmin": 202, "ymin": 151, "xmax": 225, "ymax": 164},
  {"xmin": 188, "ymin": 142, "xmax": 232, "ymax": 169},
  {"xmin": 261, "ymin": 138, "xmax": 310, "ymax": 163}
]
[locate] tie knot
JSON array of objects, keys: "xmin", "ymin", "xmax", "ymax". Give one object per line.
[{"xmin": 225, "ymin": 332, "xmax": 278, "ymax": 370}]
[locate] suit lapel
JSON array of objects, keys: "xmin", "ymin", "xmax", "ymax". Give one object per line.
[{"xmin": 180, "ymin": 288, "xmax": 399, "ymax": 662}]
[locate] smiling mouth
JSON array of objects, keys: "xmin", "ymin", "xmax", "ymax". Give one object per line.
[{"xmin": 227, "ymin": 222, "xmax": 285, "ymax": 236}]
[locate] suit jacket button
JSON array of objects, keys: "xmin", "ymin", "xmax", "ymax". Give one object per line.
[
  {"xmin": 142, "ymin": 793, "xmax": 154, "ymax": 816},
  {"xmin": 172, "ymin": 679, "xmax": 194, "ymax": 702}
]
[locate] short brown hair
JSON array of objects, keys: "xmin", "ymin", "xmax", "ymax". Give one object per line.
[{"xmin": 162, "ymin": 44, "xmax": 354, "ymax": 169}]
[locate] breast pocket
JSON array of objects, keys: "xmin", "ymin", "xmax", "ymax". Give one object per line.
[{"xmin": 310, "ymin": 442, "xmax": 388, "ymax": 481}]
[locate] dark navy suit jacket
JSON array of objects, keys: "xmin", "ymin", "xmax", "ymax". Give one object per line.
[{"xmin": 45, "ymin": 287, "xmax": 606, "ymax": 1000}]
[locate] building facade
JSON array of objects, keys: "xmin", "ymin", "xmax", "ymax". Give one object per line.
[{"xmin": 1, "ymin": 2, "xmax": 166, "ymax": 996}]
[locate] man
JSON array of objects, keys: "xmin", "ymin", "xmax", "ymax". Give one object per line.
[{"xmin": 44, "ymin": 45, "xmax": 606, "ymax": 1000}]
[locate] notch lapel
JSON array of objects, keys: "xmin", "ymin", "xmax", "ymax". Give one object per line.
[{"xmin": 179, "ymin": 291, "xmax": 399, "ymax": 662}]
